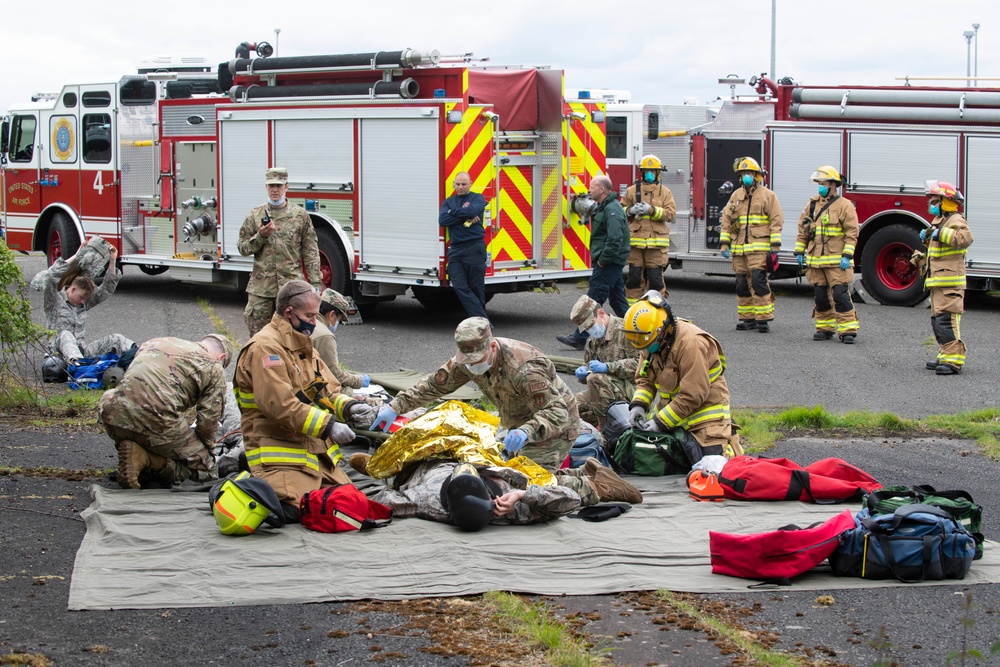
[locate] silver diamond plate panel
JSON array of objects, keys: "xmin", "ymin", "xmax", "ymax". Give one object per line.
[
  {"xmin": 539, "ymin": 132, "xmax": 561, "ymax": 271},
  {"xmin": 701, "ymin": 101, "xmax": 774, "ymax": 138},
  {"xmin": 162, "ymin": 103, "xmax": 217, "ymax": 137}
]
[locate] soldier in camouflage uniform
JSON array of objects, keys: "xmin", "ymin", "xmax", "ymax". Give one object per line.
[
  {"xmin": 237, "ymin": 168, "xmax": 323, "ymax": 336},
  {"xmin": 98, "ymin": 334, "xmax": 236, "ymax": 489},
  {"xmin": 371, "ymin": 317, "xmax": 579, "ymax": 471},
  {"xmin": 312, "ymin": 289, "xmax": 370, "ymax": 397},
  {"xmin": 36, "ymin": 239, "xmax": 134, "ymax": 364},
  {"xmin": 569, "ymin": 295, "xmax": 641, "ymax": 427}
]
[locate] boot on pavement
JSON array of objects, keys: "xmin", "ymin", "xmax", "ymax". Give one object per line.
[
  {"xmin": 582, "ymin": 457, "xmax": 643, "ymax": 504},
  {"xmin": 349, "ymin": 453, "xmax": 371, "ymax": 475},
  {"xmin": 116, "ymin": 440, "xmax": 170, "ymax": 490}
]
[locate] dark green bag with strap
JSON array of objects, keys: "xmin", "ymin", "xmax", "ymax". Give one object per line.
[
  {"xmin": 863, "ymin": 484, "xmax": 984, "ymax": 559},
  {"xmin": 611, "ymin": 427, "xmax": 689, "ymax": 476}
]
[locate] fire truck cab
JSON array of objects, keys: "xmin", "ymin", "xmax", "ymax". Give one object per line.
[{"xmin": 1, "ymin": 46, "xmax": 607, "ymax": 312}]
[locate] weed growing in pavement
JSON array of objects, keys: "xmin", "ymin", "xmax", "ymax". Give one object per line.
[
  {"xmin": 486, "ymin": 591, "xmax": 611, "ymax": 666},
  {"xmin": 196, "ymin": 298, "xmax": 243, "ymax": 347},
  {"xmin": 869, "ymin": 625, "xmax": 894, "ymax": 667},
  {"xmin": 0, "ymin": 241, "xmax": 53, "ymax": 411},
  {"xmin": 733, "ymin": 405, "xmax": 1000, "ymax": 457},
  {"xmin": 945, "ymin": 591, "xmax": 1000, "ymax": 666}
]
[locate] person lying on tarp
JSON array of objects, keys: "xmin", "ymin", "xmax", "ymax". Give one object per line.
[{"xmin": 348, "ymin": 456, "xmax": 641, "ymax": 532}]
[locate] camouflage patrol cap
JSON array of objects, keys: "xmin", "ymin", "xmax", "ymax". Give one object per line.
[
  {"xmin": 454, "ymin": 317, "xmax": 493, "ymax": 364},
  {"xmin": 57, "ymin": 236, "xmax": 113, "ymax": 291},
  {"xmin": 203, "ymin": 334, "xmax": 236, "ymax": 368},
  {"xmin": 570, "ymin": 294, "xmax": 600, "ymax": 333},
  {"xmin": 265, "ymin": 167, "xmax": 289, "ymax": 185},
  {"xmin": 319, "ymin": 289, "xmax": 351, "ymax": 317}
]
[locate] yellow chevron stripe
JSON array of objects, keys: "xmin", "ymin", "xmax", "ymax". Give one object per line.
[
  {"xmin": 505, "ymin": 166, "xmax": 533, "ymax": 206},
  {"xmin": 499, "ymin": 187, "xmax": 533, "ymax": 245},
  {"xmin": 490, "ymin": 228, "xmax": 528, "ymax": 262}
]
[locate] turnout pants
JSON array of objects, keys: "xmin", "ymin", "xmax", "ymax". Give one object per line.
[
  {"xmin": 250, "ymin": 452, "xmax": 353, "ymax": 512},
  {"xmin": 805, "ymin": 266, "xmax": 859, "ymax": 337},
  {"xmin": 447, "ymin": 241, "xmax": 488, "ymax": 319},
  {"xmin": 732, "ymin": 253, "xmax": 773, "ymax": 322},
  {"xmin": 625, "ymin": 247, "xmax": 668, "ymax": 304},
  {"xmin": 930, "ymin": 287, "xmax": 966, "ymax": 370}
]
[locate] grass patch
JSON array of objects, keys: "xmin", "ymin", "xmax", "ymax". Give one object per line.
[
  {"xmin": 735, "ymin": 405, "xmax": 1000, "ymax": 459},
  {"xmin": 0, "ymin": 378, "xmax": 103, "ymax": 423},
  {"xmin": 196, "ymin": 297, "xmax": 243, "ymax": 346},
  {"xmin": 486, "ymin": 591, "xmax": 611, "ymax": 667},
  {"xmin": 653, "ymin": 591, "xmax": 805, "ymax": 667},
  {"xmin": 0, "ymin": 465, "xmax": 112, "ymax": 480},
  {"xmin": 0, "ymin": 653, "xmax": 52, "ymax": 667}
]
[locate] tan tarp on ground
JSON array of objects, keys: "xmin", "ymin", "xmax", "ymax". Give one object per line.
[{"xmin": 68, "ymin": 476, "xmax": 1000, "ymax": 611}]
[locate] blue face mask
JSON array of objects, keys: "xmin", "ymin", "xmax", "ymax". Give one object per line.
[
  {"xmin": 643, "ymin": 171, "xmax": 656, "ymax": 184},
  {"xmin": 647, "ymin": 341, "xmax": 660, "ymax": 354},
  {"xmin": 289, "ymin": 310, "xmax": 316, "ymax": 336},
  {"xmin": 741, "ymin": 174, "xmax": 754, "ymax": 187},
  {"xmin": 818, "ymin": 185, "xmax": 830, "ymax": 197},
  {"xmin": 330, "ymin": 319, "xmax": 339, "ymax": 333},
  {"xmin": 465, "ymin": 359, "xmax": 491, "ymax": 375},
  {"xmin": 929, "ymin": 204, "xmax": 941, "ymax": 217},
  {"xmin": 587, "ymin": 322, "xmax": 606, "ymax": 339},
  {"xmin": 269, "ymin": 196, "xmax": 286, "ymax": 207}
]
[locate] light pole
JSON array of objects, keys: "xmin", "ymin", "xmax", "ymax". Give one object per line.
[
  {"xmin": 274, "ymin": 28, "xmax": 281, "ymax": 57},
  {"xmin": 973, "ymin": 23, "xmax": 980, "ymax": 86},
  {"xmin": 770, "ymin": 0, "xmax": 776, "ymax": 79},
  {"xmin": 963, "ymin": 30, "xmax": 974, "ymax": 87}
]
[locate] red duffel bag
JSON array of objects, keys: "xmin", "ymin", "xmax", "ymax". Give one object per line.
[
  {"xmin": 710, "ymin": 509, "xmax": 855, "ymax": 582},
  {"xmin": 300, "ymin": 484, "xmax": 393, "ymax": 533},
  {"xmin": 719, "ymin": 456, "xmax": 881, "ymax": 503}
]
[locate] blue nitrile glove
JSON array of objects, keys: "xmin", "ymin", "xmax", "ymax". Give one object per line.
[
  {"xmin": 588, "ymin": 360, "xmax": 609, "ymax": 374},
  {"xmin": 371, "ymin": 405, "xmax": 398, "ymax": 433},
  {"xmin": 919, "ymin": 228, "xmax": 929, "ymax": 243},
  {"xmin": 575, "ymin": 366, "xmax": 589, "ymax": 383},
  {"xmin": 795, "ymin": 253, "xmax": 806, "ymax": 267},
  {"xmin": 503, "ymin": 429, "xmax": 528, "ymax": 456},
  {"xmin": 839, "ymin": 256, "xmax": 851, "ymax": 270},
  {"xmin": 360, "ymin": 374, "xmax": 371, "ymax": 388},
  {"xmin": 931, "ymin": 227, "xmax": 941, "ymax": 241},
  {"xmin": 720, "ymin": 248, "xmax": 731, "ymax": 259}
]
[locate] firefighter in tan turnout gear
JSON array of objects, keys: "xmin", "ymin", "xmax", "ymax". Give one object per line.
[
  {"xmin": 234, "ymin": 281, "xmax": 375, "ymax": 520},
  {"xmin": 719, "ymin": 157, "xmax": 784, "ymax": 332},
  {"xmin": 622, "ymin": 291, "xmax": 740, "ymax": 467},
  {"xmin": 622, "ymin": 155, "xmax": 676, "ymax": 304},
  {"xmin": 913, "ymin": 181, "xmax": 974, "ymax": 375},
  {"xmin": 237, "ymin": 168, "xmax": 323, "ymax": 336},
  {"xmin": 795, "ymin": 166, "xmax": 860, "ymax": 343}
]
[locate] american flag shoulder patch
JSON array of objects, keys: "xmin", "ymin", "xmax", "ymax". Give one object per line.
[{"xmin": 262, "ymin": 354, "xmax": 282, "ymax": 368}]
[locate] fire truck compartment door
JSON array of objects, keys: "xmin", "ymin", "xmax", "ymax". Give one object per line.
[
  {"xmin": 965, "ymin": 135, "xmax": 1000, "ymax": 267},
  {"xmin": 848, "ymin": 132, "xmax": 958, "ymax": 194},
  {"xmin": 769, "ymin": 129, "xmax": 842, "ymax": 250},
  {"xmin": 219, "ymin": 118, "xmax": 269, "ymax": 260},
  {"xmin": 359, "ymin": 118, "xmax": 441, "ymax": 277}
]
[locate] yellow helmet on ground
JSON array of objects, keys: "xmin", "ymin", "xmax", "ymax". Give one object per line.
[
  {"xmin": 810, "ymin": 166, "xmax": 842, "ymax": 185},
  {"xmin": 622, "ymin": 290, "xmax": 677, "ymax": 352},
  {"xmin": 209, "ymin": 472, "xmax": 285, "ymax": 536},
  {"xmin": 733, "ymin": 156, "xmax": 762, "ymax": 174},
  {"xmin": 639, "ymin": 154, "xmax": 663, "ymax": 170}
]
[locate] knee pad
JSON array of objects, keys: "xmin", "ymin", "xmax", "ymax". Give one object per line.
[
  {"xmin": 645, "ymin": 267, "xmax": 664, "ymax": 292},
  {"xmin": 932, "ymin": 313, "xmax": 957, "ymax": 344},
  {"xmin": 813, "ymin": 285, "xmax": 832, "ymax": 311},
  {"xmin": 735, "ymin": 273, "xmax": 751, "ymax": 297},
  {"xmin": 750, "ymin": 269, "xmax": 770, "ymax": 297},
  {"xmin": 832, "ymin": 284, "xmax": 853, "ymax": 312},
  {"xmin": 625, "ymin": 264, "xmax": 644, "ymax": 290}
]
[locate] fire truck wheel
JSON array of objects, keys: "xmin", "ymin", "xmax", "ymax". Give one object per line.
[
  {"xmin": 46, "ymin": 213, "xmax": 81, "ymax": 266},
  {"xmin": 411, "ymin": 286, "xmax": 463, "ymax": 312},
  {"xmin": 137, "ymin": 265, "xmax": 169, "ymax": 276},
  {"xmin": 860, "ymin": 224, "xmax": 928, "ymax": 307},
  {"xmin": 315, "ymin": 225, "xmax": 348, "ymax": 293}
]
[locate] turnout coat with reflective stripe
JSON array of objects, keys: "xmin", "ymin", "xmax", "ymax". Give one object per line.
[
  {"xmin": 925, "ymin": 213, "xmax": 974, "ymax": 290},
  {"xmin": 720, "ymin": 185, "xmax": 784, "ymax": 254},
  {"xmin": 623, "ymin": 182, "xmax": 676, "ymax": 249},
  {"xmin": 234, "ymin": 314, "xmax": 349, "ymax": 471},
  {"xmin": 795, "ymin": 195, "xmax": 859, "ymax": 266},
  {"xmin": 631, "ymin": 320, "xmax": 731, "ymax": 447}
]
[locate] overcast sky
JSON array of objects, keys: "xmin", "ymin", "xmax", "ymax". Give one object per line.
[{"xmin": 1, "ymin": 0, "xmax": 996, "ymax": 113}]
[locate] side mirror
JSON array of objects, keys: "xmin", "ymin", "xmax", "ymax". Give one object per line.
[{"xmin": 1, "ymin": 118, "xmax": 9, "ymax": 155}]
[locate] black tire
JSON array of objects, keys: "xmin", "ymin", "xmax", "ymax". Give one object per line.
[
  {"xmin": 137, "ymin": 264, "xmax": 169, "ymax": 276},
  {"xmin": 357, "ymin": 301, "xmax": 380, "ymax": 318},
  {"xmin": 860, "ymin": 224, "xmax": 928, "ymax": 307},
  {"xmin": 412, "ymin": 286, "xmax": 463, "ymax": 312},
  {"xmin": 314, "ymin": 224, "xmax": 348, "ymax": 293},
  {"xmin": 46, "ymin": 212, "xmax": 80, "ymax": 265}
]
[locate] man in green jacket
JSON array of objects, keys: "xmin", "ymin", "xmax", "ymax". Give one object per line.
[{"xmin": 557, "ymin": 175, "xmax": 630, "ymax": 350}]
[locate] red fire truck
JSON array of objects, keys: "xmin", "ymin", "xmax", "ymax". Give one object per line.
[
  {"xmin": 0, "ymin": 44, "xmax": 606, "ymax": 311},
  {"xmin": 609, "ymin": 77, "xmax": 1000, "ymax": 306}
]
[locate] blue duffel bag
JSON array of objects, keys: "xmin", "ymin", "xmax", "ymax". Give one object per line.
[{"xmin": 829, "ymin": 504, "xmax": 976, "ymax": 582}]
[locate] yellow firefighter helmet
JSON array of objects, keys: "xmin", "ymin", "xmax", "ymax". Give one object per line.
[
  {"xmin": 810, "ymin": 166, "xmax": 842, "ymax": 185},
  {"xmin": 209, "ymin": 472, "xmax": 285, "ymax": 536},
  {"xmin": 639, "ymin": 154, "xmax": 663, "ymax": 171},
  {"xmin": 733, "ymin": 156, "xmax": 762, "ymax": 174},
  {"xmin": 622, "ymin": 291, "xmax": 677, "ymax": 351}
]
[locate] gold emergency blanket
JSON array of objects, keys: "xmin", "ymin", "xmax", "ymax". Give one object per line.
[{"xmin": 365, "ymin": 400, "xmax": 555, "ymax": 487}]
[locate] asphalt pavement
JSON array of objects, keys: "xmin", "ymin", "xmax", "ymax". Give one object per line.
[{"xmin": 3, "ymin": 253, "xmax": 1000, "ymax": 666}]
